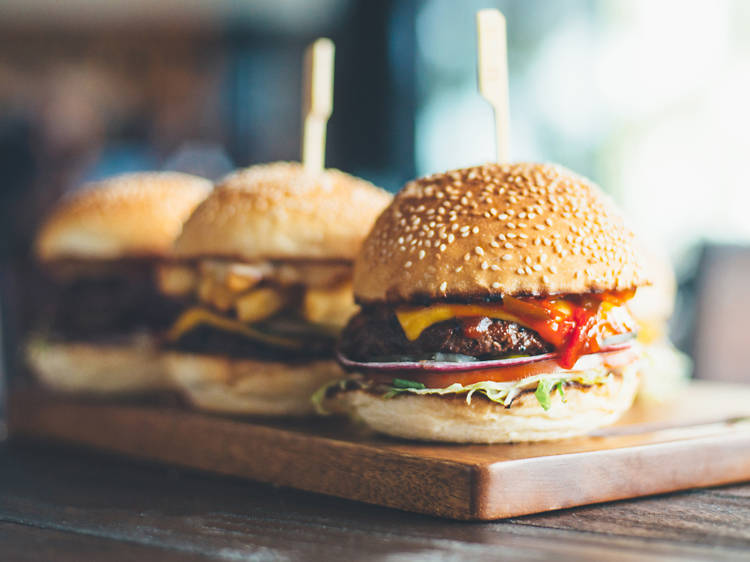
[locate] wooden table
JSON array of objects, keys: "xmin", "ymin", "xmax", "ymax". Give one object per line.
[{"xmin": 2, "ymin": 440, "xmax": 749, "ymax": 561}]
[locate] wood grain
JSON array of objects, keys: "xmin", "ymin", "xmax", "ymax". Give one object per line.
[
  {"xmin": 2, "ymin": 443, "xmax": 749, "ymax": 561},
  {"xmin": 7, "ymin": 381, "xmax": 750, "ymax": 520},
  {"xmin": 0, "ymin": 522, "xmax": 215, "ymax": 562}
]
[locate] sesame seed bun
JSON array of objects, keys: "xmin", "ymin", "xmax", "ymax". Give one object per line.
[
  {"xmin": 173, "ymin": 162, "xmax": 392, "ymax": 262},
  {"xmin": 35, "ymin": 172, "xmax": 213, "ymax": 263},
  {"xmin": 26, "ymin": 335, "xmax": 170, "ymax": 394},
  {"xmin": 354, "ymin": 162, "xmax": 649, "ymax": 304},
  {"xmin": 323, "ymin": 363, "xmax": 639, "ymax": 443},
  {"xmin": 164, "ymin": 352, "xmax": 343, "ymax": 416}
]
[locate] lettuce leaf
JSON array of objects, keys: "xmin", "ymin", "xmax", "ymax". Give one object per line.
[
  {"xmin": 384, "ymin": 369, "xmax": 615, "ymax": 409},
  {"xmin": 534, "ymin": 378, "xmax": 555, "ymax": 410},
  {"xmin": 392, "ymin": 378, "xmax": 426, "ymax": 390}
]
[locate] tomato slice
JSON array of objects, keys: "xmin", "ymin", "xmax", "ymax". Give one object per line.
[{"xmin": 366, "ymin": 348, "xmax": 639, "ymax": 389}]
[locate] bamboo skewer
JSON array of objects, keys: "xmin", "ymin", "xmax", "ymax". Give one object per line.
[
  {"xmin": 301, "ymin": 38, "xmax": 335, "ymax": 173},
  {"xmin": 476, "ymin": 9, "xmax": 510, "ymax": 163}
]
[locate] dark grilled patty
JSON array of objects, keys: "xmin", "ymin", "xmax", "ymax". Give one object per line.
[
  {"xmin": 36, "ymin": 264, "xmax": 181, "ymax": 339},
  {"xmin": 340, "ymin": 307, "xmax": 553, "ymax": 361}
]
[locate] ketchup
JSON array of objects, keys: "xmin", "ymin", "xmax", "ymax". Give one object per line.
[{"xmin": 501, "ymin": 290, "xmax": 635, "ymax": 368}]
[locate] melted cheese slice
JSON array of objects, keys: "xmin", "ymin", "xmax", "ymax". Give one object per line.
[
  {"xmin": 396, "ymin": 304, "xmax": 520, "ymax": 341},
  {"xmin": 166, "ymin": 307, "xmax": 302, "ymax": 349}
]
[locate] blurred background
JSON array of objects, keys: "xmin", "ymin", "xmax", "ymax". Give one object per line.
[{"xmin": 1, "ymin": 0, "xmax": 749, "ymax": 385}]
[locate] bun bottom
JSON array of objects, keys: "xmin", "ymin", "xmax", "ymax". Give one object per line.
[
  {"xmin": 325, "ymin": 364, "xmax": 639, "ymax": 443},
  {"xmin": 26, "ymin": 336, "xmax": 168, "ymax": 394},
  {"xmin": 164, "ymin": 352, "xmax": 343, "ymax": 416}
]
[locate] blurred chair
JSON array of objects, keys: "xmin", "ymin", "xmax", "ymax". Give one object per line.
[{"xmin": 692, "ymin": 244, "xmax": 750, "ymax": 383}]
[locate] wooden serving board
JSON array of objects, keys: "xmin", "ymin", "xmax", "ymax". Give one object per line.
[{"xmin": 8, "ymin": 381, "xmax": 750, "ymax": 520}]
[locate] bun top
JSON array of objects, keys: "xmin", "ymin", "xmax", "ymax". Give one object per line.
[
  {"xmin": 35, "ymin": 172, "xmax": 213, "ymax": 262},
  {"xmin": 173, "ymin": 162, "xmax": 392, "ymax": 262},
  {"xmin": 354, "ymin": 162, "xmax": 649, "ymax": 304}
]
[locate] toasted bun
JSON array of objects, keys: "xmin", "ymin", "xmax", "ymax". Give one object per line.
[
  {"xmin": 164, "ymin": 352, "xmax": 343, "ymax": 416},
  {"xmin": 173, "ymin": 162, "xmax": 392, "ymax": 262},
  {"xmin": 324, "ymin": 364, "xmax": 639, "ymax": 443},
  {"xmin": 26, "ymin": 336, "xmax": 169, "ymax": 394},
  {"xmin": 354, "ymin": 162, "xmax": 648, "ymax": 304},
  {"xmin": 35, "ymin": 172, "xmax": 213, "ymax": 262}
]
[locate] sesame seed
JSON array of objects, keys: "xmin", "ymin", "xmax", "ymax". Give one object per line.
[
  {"xmin": 481, "ymin": 261, "xmax": 489, "ymax": 270},
  {"xmin": 502, "ymin": 254, "xmax": 513, "ymax": 261},
  {"xmin": 491, "ymin": 282, "xmax": 501, "ymax": 289},
  {"xmin": 490, "ymin": 264, "xmax": 501, "ymax": 271},
  {"xmin": 518, "ymin": 233, "xmax": 528, "ymax": 239},
  {"xmin": 418, "ymin": 250, "xmax": 426, "ymax": 259},
  {"xmin": 447, "ymin": 233, "xmax": 455, "ymax": 243},
  {"xmin": 439, "ymin": 243, "xmax": 447, "ymax": 252},
  {"xmin": 516, "ymin": 267, "xmax": 525, "ymax": 275},
  {"xmin": 490, "ymin": 240, "xmax": 500, "ymax": 248},
  {"xmin": 474, "ymin": 246, "xmax": 485, "ymax": 256},
  {"xmin": 439, "ymin": 281, "xmax": 448, "ymax": 292},
  {"xmin": 532, "ymin": 264, "xmax": 542, "ymax": 271},
  {"xmin": 504, "ymin": 242, "xmax": 514, "ymax": 249},
  {"xmin": 404, "ymin": 261, "xmax": 412, "ymax": 269}
]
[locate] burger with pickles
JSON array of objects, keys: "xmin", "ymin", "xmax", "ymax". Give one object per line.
[{"xmin": 319, "ymin": 162, "xmax": 650, "ymax": 442}]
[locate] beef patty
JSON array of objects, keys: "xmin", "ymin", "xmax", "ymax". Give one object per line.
[
  {"xmin": 340, "ymin": 307, "xmax": 553, "ymax": 361},
  {"xmin": 35, "ymin": 262, "xmax": 181, "ymax": 339}
]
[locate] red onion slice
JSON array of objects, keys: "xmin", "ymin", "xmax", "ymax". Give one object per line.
[{"xmin": 336, "ymin": 342, "xmax": 633, "ymax": 374}]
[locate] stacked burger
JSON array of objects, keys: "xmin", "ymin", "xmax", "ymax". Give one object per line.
[
  {"xmin": 321, "ymin": 162, "xmax": 650, "ymax": 443},
  {"xmin": 158, "ymin": 162, "xmax": 392, "ymax": 415},
  {"xmin": 27, "ymin": 172, "xmax": 212, "ymax": 393},
  {"xmin": 628, "ymin": 250, "xmax": 690, "ymax": 401}
]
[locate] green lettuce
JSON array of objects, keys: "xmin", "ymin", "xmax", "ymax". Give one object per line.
[{"xmin": 384, "ymin": 369, "xmax": 616, "ymax": 410}]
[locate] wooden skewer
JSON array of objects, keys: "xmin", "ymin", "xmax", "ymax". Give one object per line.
[
  {"xmin": 301, "ymin": 38, "xmax": 335, "ymax": 173},
  {"xmin": 476, "ymin": 9, "xmax": 510, "ymax": 163}
]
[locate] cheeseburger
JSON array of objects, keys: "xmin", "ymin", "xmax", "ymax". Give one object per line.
[
  {"xmin": 27, "ymin": 172, "xmax": 213, "ymax": 393},
  {"xmin": 628, "ymin": 249, "xmax": 690, "ymax": 402},
  {"xmin": 158, "ymin": 162, "xmax": 392, "ymax": 416},
  {"xmin": 320, "ymin": 162, "xmax": 650, "ymax": 443}
]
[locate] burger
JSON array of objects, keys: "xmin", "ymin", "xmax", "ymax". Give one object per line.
[
  {"xmin": 628, "ymin": 249, "xmax": 690, "ymax": 402},
  {"xmin": 319, "ymin": 162, "xmax": 650, "ymax": 443},
  {"xmin": 158, "ymin": 161, "xmax": 392, "ymax": 416},
  {"xmin": 27, "ymin": 171, "xmax": 213, "ymax": 393}
]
